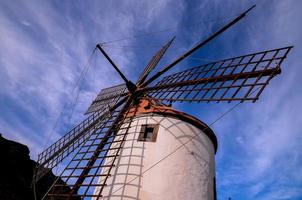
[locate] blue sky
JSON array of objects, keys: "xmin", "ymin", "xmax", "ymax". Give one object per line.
[{"xmin": 0, "ymin": 0, "xmax": 301, "ymax": 199}]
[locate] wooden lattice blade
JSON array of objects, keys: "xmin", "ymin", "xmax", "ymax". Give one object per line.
[
  {"xmin": 43, "ymin": 98, "xmax": 135, "ymax": 200},
  {"xmin": 35, "ymin": 109, "xmax": 113, "ymax": 183},
  {"xmin": 143, "ymin": 46, "xmax": 293, "ymax": 103},
  {"xmin": 136, "ymin": 37, "xmax": 175, "ymax": 85},
  {"xmin": 42, "ymin": 109, "xmax": 121, "ymax": 199},
  {"xmin": 85, "ymin": 83, "xmax": 128, "ymax": 114},
  {"xmin": 35, "ymin": 95, "xmax": 128, "ymax": 183},
  {"xmin": 141, "ymin": 5, "xmax": 256, "ymax": 88}
]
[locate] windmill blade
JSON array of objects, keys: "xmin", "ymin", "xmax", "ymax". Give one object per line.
[
  {"xmin": 42, "ymin": 97, "xmax": 137, "ymax": 199},
  {"xmin": 136, "ymin": 37, "xmax": 175, "ymax": 85},
  {"xmin": 85, "ymin": 83, "xmax": 128, "ymax": 114},
  {"xmin": 41, "ymin": 108, "xmax": 123, "ymax": 199},
  {"xmin": 141, "ymin": 5, "xmax": 256, "ymax": 88},
  {"xmin": 35, "ymin": 109, "xmax": 110, "ymax": 183},
  {"xmin": 96, "ymin": 45, "xmax": 137, "ymax": 93},
  {"xmin": 35, "ymin": 95, "xmax": 128, "ymax": 182},
  {"xmin": 142, "ymin": 46, "xmax": 293, "ymax": 103}
]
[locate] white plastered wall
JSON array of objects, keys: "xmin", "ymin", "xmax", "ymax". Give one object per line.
[{"xmin": 94, "ymin": 114, "xmax": 216, "ymax": 200}]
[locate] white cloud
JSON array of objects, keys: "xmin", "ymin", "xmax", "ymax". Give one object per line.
[
  {"xmin": 0, "ymin": 1, "xmax": 301, "ymax": 199},
  {"xmin": 214, "ymin": 1, "xmax": 302, "ymax": 199},
  {"xmin": 0, "ymin": 0, "xmax": 187, "ymax": 157}
]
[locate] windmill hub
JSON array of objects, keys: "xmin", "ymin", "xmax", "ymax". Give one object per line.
[{"xmin": 125, "ymin": 80, "xmax": 137, "ymax": 93}]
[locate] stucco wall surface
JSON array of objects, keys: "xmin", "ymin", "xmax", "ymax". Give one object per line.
[{"xmin": 95, "ymin": 114, "xmax": 215, "ymax": 200}]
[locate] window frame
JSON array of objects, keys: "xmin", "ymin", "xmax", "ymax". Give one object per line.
[{"xmin": 137, "ymin": 124, "xmax": 159, "ymax": 142}]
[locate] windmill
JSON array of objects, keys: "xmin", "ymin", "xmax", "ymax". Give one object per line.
[{"xmin": 33, "ymin": 5, "xmax": 293, "ymax": 200}]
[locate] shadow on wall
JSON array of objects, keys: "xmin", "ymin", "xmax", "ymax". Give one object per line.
[
  {"xmin": 98, "ymin": 118, "xmax": 145, "ymax": 200},
  {"xmin": 98, "ymin": 112, "xmax": 213, "ymax": 199}
]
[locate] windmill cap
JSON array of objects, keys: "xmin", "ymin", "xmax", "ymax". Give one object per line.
[{"xmin": 126, "ymin": 98, "xmax": 218, "ymax": 153}]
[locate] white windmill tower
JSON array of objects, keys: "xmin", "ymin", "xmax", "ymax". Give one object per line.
[
  {"xmin": 92, "ymin": 97, "xmax": 217, "ymax": 200},
  {"xmin": 34, "ymin": 5, "xmax": 292, "ymax": 200}
]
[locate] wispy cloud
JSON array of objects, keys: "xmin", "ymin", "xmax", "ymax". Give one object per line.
[
  {"xmin": 210, "ymin": 1, "xmax": 302, "ymax": 199},
  {"xmin": 0, "ymin": 0, "xmax": 301, "ymax": 199},
  {"xmin": 0, "ymin": 0, "xmax": 187, "ymax": 154}
]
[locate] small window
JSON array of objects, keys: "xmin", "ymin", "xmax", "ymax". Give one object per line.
[{"xmin": 138, "ymin": 124, "xmax": 159, "ymax": 142}]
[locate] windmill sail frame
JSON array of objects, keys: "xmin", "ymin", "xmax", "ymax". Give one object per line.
[
  {"xmin": 143, "ymin": 46, "xmax": 292, "ymax": 103},
  {"xmin": 34, "ymin": 4, "xmax": 294, "ymax": 200}
]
